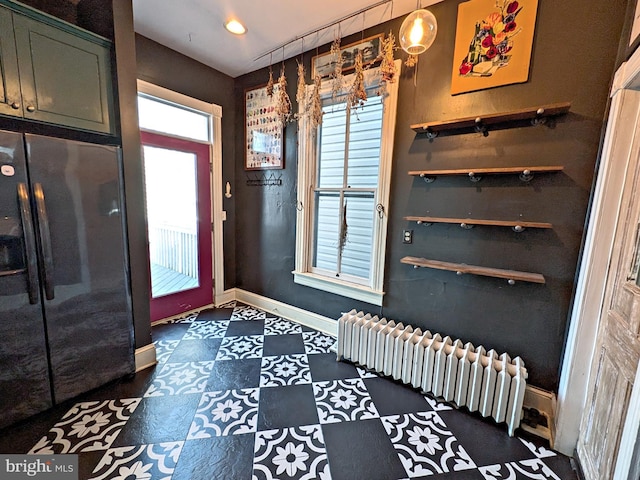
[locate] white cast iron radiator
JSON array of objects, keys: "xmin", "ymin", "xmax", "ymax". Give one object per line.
[{"xmin": 336, "ymin": 310, "xmax": 528, "ymax": 436}]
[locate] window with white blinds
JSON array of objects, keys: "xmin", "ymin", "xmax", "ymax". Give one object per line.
[{"xmin": 294, "ymin": 62, "xmax": 400, "ymax": 305}]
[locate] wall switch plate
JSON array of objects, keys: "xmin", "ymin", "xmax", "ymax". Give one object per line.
[{"xmin": 403, "ymin": 229, "xmax": 413, "ymax": 244}]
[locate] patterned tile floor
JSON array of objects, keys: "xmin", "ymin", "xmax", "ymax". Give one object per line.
[{"xmin": 0, "ymin": 302, "xmax": 578, "ymax": 479}]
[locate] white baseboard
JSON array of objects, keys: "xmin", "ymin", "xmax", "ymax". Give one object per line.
[
  {"xmin": 522, "ymin": 386, "xmax": 557, "ymax": 447},
  {"xmin": 234, "ymin": 289, "xmax": 337, "ymax": 336},
  {"xmin": 135, "ymin": 343, "xmax": 157, "ymax": 372},
  {"xmin": 215, "ymin": 289, "xmax": 237, "ymax": 307}
]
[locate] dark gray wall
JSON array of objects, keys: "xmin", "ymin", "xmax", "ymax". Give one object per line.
[
  {"xmin": 234, "ymin": 0, "xmax": 627, "ymax": 391},
  {"xmin": 135, "ymin": 35, "xmax": 237, "ymax": 290},
  {"xmin": 112, "ymin": 0, "xmax": 151, "ymax": 350}
]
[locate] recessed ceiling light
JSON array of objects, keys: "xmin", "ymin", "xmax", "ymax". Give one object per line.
[{"xmin": 224, "ymin": 19, "xmax": 247, "ymax": 35}]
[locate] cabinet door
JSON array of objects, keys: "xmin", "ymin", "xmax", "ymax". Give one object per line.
[
  {"xmin": 0, "ymin": 6, "xmax": 22, "ymax": 117},
  {"xmin": 13, "ymin": 14, "xmax": 114, "ymax": 134}
]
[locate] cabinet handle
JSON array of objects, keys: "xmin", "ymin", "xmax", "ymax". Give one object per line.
[
  {"xmin": 26, "ymin": 105, "xmax": 35, "ymax": 112},
  {"xmin": 11, "ymin": 102, "xmax": 20, "ymax": 109}
]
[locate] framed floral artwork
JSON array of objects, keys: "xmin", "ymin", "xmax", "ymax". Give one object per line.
[
  {"xmin": 450, "ymin": 0, "xmax": 539, "ymax": 95},
  {"xmin": 245, "ymin": 83, "xmax": 283, "ymax": 170}
]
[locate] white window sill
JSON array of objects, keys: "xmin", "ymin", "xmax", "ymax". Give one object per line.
[{"xmin": 292, "ymin": 271, "xmax": 384, "ymax": 306}]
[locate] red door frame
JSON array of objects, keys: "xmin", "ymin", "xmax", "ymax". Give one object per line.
[{"xmin": 141, "ymin": 131, "xmax": 213, "ymax": 322}]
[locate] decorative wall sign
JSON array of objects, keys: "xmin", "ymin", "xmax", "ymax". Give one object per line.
[
  {"xmin": 312, "ymin": 34, "xmax": 384, "ymax": 79},
  {"xmin": 245, "ymin": 83, "xmax": 283, "ymax": 170},
  {"xmin": 450, "ymin": 0, "xmax": 538, "ymax": 95}
]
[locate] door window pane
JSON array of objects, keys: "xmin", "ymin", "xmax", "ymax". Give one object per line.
[{"xmin": 144, "ymin": 146, "xmax": 200, "ymax": 297}]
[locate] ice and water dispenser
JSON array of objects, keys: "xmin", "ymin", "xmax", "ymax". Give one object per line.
[{"xmin": 0, "ymin": 216, "xmax": 25, "ymax": 274}]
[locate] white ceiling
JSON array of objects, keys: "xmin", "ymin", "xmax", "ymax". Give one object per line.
[{"xmin": 132, "ymin": 0, "xmax": 443, "ymax": 78}]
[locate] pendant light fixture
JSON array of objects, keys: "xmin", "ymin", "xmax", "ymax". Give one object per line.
[{"xmin": 399, "ymin": 2, "xmax": 437, "ymax": 55}]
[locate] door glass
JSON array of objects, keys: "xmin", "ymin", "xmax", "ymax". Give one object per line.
[{"xmin": 143, "ymin": 145, "xmax": 199, "ymax": 298}]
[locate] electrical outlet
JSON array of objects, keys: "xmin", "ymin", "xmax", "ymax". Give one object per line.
[{"xmin": 403, "ymin": 229, "xmax": 413, "ymax": 244}]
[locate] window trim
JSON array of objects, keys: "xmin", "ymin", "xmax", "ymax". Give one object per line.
[{"xmin": 293, "ymin": 60, "xmax": 400, "ymax": 306}]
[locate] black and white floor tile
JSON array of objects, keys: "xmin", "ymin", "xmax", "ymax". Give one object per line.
[
  {"xmin": 313, "ymin": 378, "xmax": 379, "ymax": 424},
  {"xmin": 29, "ymin": 399, "xmax": 141, "ymax": 455},
  {"xmin": 183, "ymin": 320, "xmax": 229, "ymax": 339},
  {"xmin": 260, "ymin": 354, "xmax": 311, "ymax": 387},
  {"xmin": 381, "ymin": 411, "xmax": 476, "ymax": 476},
  {"xmin": 154, "ymin": 339, "xmax": 180, "ymax": 364},
  {"xmin": 0, "ymin": 302, "xmax": 578, "ymax": 479},
  {"xmin": 302, "ymin": 331, "xmax": 336, "ymax": 354},
  {"xmin": 264, "ymin": 317, "xmax": 303, "ymax": 336},
  {"xmin": 230, "ymin": 305, "xmax": 269, "ymax": 321},
  {"xmin": 144, "ymin": 361, "xmax": 214, "ymax": 397},
  {"xmin": 188, "ymin": 388, "xmax": 259, "ymax": 438},
  {"xmin": 253, "ymin": 425, "xmax": 331, "ymax": 480},
  {"xmin": 90, "ymin": 442, "xmax": 184, "ymax": 480},
  {"xmin": 217, "ymin": 335, "xmax": 264, "ymax": 360}
]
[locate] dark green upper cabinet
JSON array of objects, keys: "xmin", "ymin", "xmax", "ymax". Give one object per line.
[
  {"xmin": 0, "ymin": 2, "xmax": 114, "ymax": 134},
  {"xmin": 0, "ymin": 7, "xmax": 21, "ymax": 117}
]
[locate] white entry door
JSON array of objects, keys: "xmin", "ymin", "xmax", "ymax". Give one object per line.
[{"xmin": 576, "ymin": 86, "xmax": 640, "ymax": 478}]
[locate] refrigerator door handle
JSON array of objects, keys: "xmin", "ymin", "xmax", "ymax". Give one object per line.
[
  {"xmin": 33, "ymin": 183, "xmax": 55, "ymax": 300},
  {"xmin": 17, "ymin": 183, "xmax": 40, "ymax": 304}
]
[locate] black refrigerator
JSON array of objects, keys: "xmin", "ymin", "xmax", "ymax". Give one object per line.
[{"xmin": 0, "ymin": 130, "xmax": 135, "ymax": 429}]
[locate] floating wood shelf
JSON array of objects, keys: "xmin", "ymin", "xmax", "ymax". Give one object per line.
[
  {"xmin": 410, "ymin": 102, "xmax": 571, "ymax": 139},
  {"xmin": 408, "ymin": 165, "xmax": 564, "ymax": 183},
  {"xmin": 401, "ymin": 256, "xmax": 546, "ymax": 284},
  {"xmin": 404, "ymin": 216, "xmax": 553, "ymax": 231}
]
